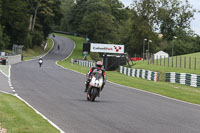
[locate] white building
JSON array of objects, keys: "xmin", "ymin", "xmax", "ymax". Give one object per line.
[{"xmin": 154, "ymin": 51, "xmax": 169, "ymax": 59}]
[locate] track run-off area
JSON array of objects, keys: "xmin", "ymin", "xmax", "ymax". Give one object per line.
[{"xmin": 10, "ymin": 35, "xmax": 200, "ymax": 133}]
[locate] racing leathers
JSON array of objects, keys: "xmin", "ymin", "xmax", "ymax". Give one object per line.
[{"xmin": 84, "ymin": 66, "xmax": 106, "ymax": 92}]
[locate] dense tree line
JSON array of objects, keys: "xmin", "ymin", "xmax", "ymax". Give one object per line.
[
  {"xmin": 59, "ymin": 0, "xmax": 200, "ymax": 56},
  {"xmin": 0, "ymin": 0, "xmax": 200, "ymax": 57},
  {"xmin": 0, "ymin": 0, "xmax": 62, "ymax": 50}
]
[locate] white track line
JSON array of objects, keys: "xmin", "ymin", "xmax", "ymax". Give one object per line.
[
  {"xmin": 0, "ymin": 65, "xmax": 9, "ymax": 78},
  {"xmin": 0, "ymin": 65, "xmax": 12, "ymax": 93},
  {"xmin": 15, "ymin": 94, "xmax": 66, "ymax": 133},
  {"xmin": 53, "ymin": 36, "xmax": 200, "ymax": 108},
  {"xmin": 0, "ymin": 90, "xmax": 13, "ymax": 95},
  {"xmin": 0, "ymin": 90, "xmax": 66, "ymax": 133}
]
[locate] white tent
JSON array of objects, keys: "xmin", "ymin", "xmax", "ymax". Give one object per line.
[{"xmin": 154, "ymin": 51, "xmax": 169, "ymax": 59}]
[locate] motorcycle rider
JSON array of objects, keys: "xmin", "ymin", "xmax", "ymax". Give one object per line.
[
  {"xmin": 38, "ymin": 57, "xmax": 43, "ymax": 67},
  {"xmin": 84, "ymin": 61, "xmax": 106, "ymax": 94}
]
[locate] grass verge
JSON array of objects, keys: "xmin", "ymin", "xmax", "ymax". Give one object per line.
[
  {"xmin": 0, "ymin": 93, "xmax": 59, "ymax": 133},
  {"xmin": 132, "ymin": 53, "xmax": 200, "ymax": 81},
  {"xmin": 2, "ymin": 38, "xmax": 53, "ymax": 61},
  {"xmin": 56, "ymin": 33, "xmax": 200, "ymax": 105},
  {"xmin": 22, "ymin": 38, "xmax": 53, "ymax": 60},
  {"xmin": 0, "ymin": 65, "xmax": 9, "ymax": 76}
]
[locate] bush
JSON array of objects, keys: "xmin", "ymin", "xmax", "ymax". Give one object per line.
[
  {"xmin": 0, "ymin": 25, "xmax": 10, "ymax": 50},
  {"xmin": 24, "ymin": 33, "xmax": 32, "ymax": 49},
  {"xmin": 89, "ymin": 52, "xmax": 102, "ymax": 61},
  {"xmin": 31, "ymin": 30, "xmax": 44, "ymax": 46}
]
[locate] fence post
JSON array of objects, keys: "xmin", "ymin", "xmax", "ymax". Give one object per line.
[
  {"xmin": 189, "ymin": 56, "xmax": 191, "ymax": 69},
  {"xmin": 180, "ymin": 56, "xmax": 181, "ymax": 68},
  {"xmin": 153, "ymin": 54, "xmax": 154, "ymax": 65},
  {"xmin": 168, "ymin": 56, "xmax": 169, "ymax": 67},
  {"xmin": 152, "ymin": 53, "xmax": 154, "ymax": 64},
  {"xmin": 157, "ymin": 56, "xmax": 158, "ymax": 65},
  {"xmin": 195, "ymin": 57, "xmax": 196, "ymax": 70},
  {"xmin": 184, "ymin": 56, "xmax": 186, "ymax": 69},
  {"xmin": 164, "ymin": 57, "xmax": 165, "ymax": 66},
  {"xmin": 160, "ymin": 56, "xmax": 162, "ymax": 66},
  {"xmin": 176, "ymin": 56, "xmax": 177, "ymax": 68}
]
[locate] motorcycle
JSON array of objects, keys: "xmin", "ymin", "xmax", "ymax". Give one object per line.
[
  {"xmin": 87, "ymin": 70, "xmax": 104, "ymax": 102},
  {"xmin": 38, "ymin": 58, "xmax": 43, "ymax": 67}
]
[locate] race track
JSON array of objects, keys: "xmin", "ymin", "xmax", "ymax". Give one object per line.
[{"xmin": 11, "ymin": 35, "xmax": 200, "ymax": 133}]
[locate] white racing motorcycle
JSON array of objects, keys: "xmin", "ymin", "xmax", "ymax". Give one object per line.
[
  {"xmin": 38, "ymin": 58, "xmax": 43, "ymax": 67},
  {"xmin": 87, "ymin": 70, "xmax": 104, "ymax": 102}
]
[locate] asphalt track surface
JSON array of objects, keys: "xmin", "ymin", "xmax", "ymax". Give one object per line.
[{"xmin": 11, "ymin": 35, "xmax": 200, "ymax": 133}]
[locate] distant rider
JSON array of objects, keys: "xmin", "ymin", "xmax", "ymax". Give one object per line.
[
  {"xmin": 84, "ymin": 61, "xmax": 106, "ymax": 93},
  {"xmin": 38, "ymin": 57, "xmax": 43, "ymax": 67}
]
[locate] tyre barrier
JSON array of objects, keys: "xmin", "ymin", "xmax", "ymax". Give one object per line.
[
  {"xmin": 119, "ymin": 66, "xmax": 160, "ymax": 82},
  {"xmin": 71, "ymin": 59, "xmax": 95, "ymax": 68},
  {"xmin": 166, "ymin": 72, "xmax": 200, "ymax": 88}
]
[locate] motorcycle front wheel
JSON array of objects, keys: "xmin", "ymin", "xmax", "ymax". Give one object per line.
[{"xmin": 90, "ymin": 88, "xmax": 98, "ymax": 102}]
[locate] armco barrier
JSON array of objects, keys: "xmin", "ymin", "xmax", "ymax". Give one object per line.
[
  {"xmin": 7, "ymin": 54, "xmax": 22, "ymax": 65},
  {"xmin": 0, "ymin": 54, "xmax": 22, "ymax": 65},
  {"xmin": 119, "ymin": 66, "xmax": 160, "ymax": 82},
  {"xmin": 71, "ymin": 59, "xmax": 95, "ymax": 68},
  {"xmin": 166, "ymin": 72, "xmax": 200, "ymax": 88}
]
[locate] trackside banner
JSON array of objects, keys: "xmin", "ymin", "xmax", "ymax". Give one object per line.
[{"xmin": 90, "ymin": 43, "xmax": 124, "ymax": 54}]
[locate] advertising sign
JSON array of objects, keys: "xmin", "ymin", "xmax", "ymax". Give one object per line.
[{"xmin": 90, "ymin": 43, "xmax": 124, "ymax": 54}]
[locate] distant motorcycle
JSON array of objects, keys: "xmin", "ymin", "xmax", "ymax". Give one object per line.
[
  {"xmin": 38, "ymin": 58, "xmax": 43, "ymax": 67},
  {"xmin": 86, "ymin": 70, "xmax": 103, "ymax": 102}
]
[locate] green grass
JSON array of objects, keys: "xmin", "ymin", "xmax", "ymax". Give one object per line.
[
  {"xmin": 22, "ymin": 38, "xmax": 53, "ymax": 60},
  {"xmin": 0, "ymin": 65, "xmax": 9, "ymax": 76},
  {"xmin": 134, "ymin": 53, "xmax": 200, "ymax": 74},
  {"xmin": 55, "ymin": 33, "xmax": 91, "ymax": 62},
  {"xmin": 0, "ymin": 93, "xmax": 59, "ymax": 133},
  {"xmin": 2, "ymin": 39, "xmax": 53, "ymax": 61},
  {"xmin": 56, "ymin": 33, "xmax": 200, "ymax": 105},
  {"xmin": 56, "ymin": 33, "xmax": 91, "ymax": 73},
  {"xmin": 107, "ymin": 71, "xmax": 200, "ymax": 104},
  {"xmin": 132, "ymin": 53, "xmax": 200, "ymax": 81}
]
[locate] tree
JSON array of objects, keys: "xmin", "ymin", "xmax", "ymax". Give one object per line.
[
  {"xmin": 0, "ymin": 0, "xmax": 10, "ymax": 50},
  {"xmin": 0, "ymin": 0, "xmax": 4, "ymax": 49},
  {"xmin": 59, "ymin": 0, "xmax": 75, "ymax": 32},
  {"xmin": 119, "ymin": 9, "xmax": 157, "ymax": 56},
  {"xmin": 1, "ymin": 0, "xmax": 29, "ymax": 47},
  {"xmin": 132, "ymin": 0, "xmax": 158, "ymax": 30},
  {"xmin": 157, "ymin": 0, "xmax": 195, "ymax": 40},
  {"xmin": 26, "ymin": 0, "xmax": 55, "ymax": 31},
  {"xmin": 0, "ymin": 0, "xmax": 2, "ymax": 18},
  {"xmin": 37, "ymin": 0, "xmax": 62, "ymax": 37},
  {"xmin": 70, "ymin": 0, "xmax": 111, "ymax": 33},
  {"xmin": 118, "ymin": 0, "xmax": 196, "ymax": 56},
  {"xmin": 80, "ymin": 11, "xmax": 117, "ymax": 43},
  {"xmin": 103, "ymin": 0, "xmax": 124, "ymax": 19},
  {"xmin": 68, "ymin": 0, "xmax": 129, "ymax": 44}
]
